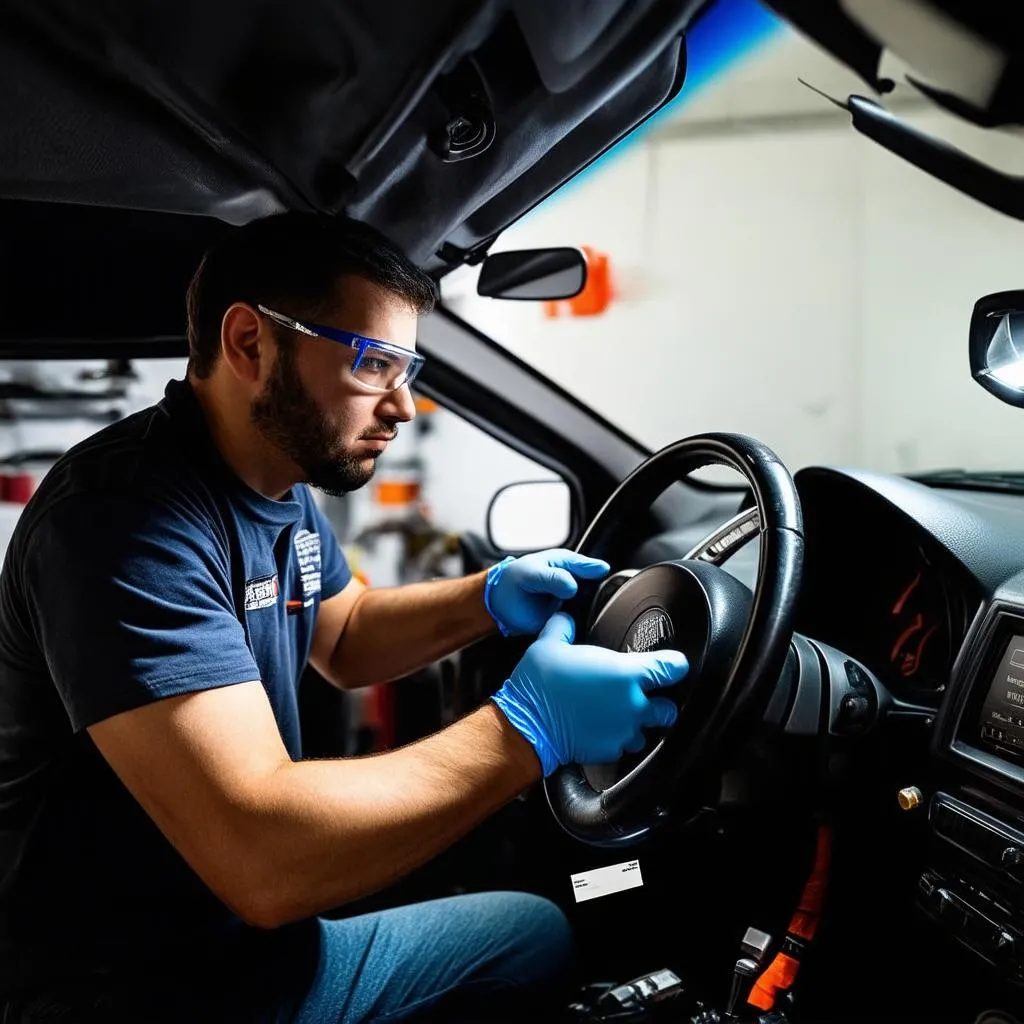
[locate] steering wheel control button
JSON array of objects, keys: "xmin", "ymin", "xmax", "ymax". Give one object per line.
[
  {"xmin": 701, "ymin": 512, "xmax": 760, "ymax": 562},
  {"xmin": 898, "ymin": 786, "xmax": 924, "ymax": 811},
  {"xmin": 834, "ymin": 659, "xmax": 879, "ymax": 734}
]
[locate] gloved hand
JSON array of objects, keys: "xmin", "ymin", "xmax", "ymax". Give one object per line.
[
  {"xmin": 484, "ymin": 549, "xmax": 610, "ymax": 637},
  {"xmin": 491, "ymin": 612, "xmax": 688, "ymax": 776}
]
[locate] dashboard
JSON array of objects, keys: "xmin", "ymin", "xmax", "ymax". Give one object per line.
[
  {"xmin": 786, "ymin": 467, "xmax": 1024, "ymax": 989},
  {"xmin": 638, "ymin": 464, "xmax": 1024, "ymax": 995},
  {"xmin": 794, "ymin": 467, "xmax": 983, "ymax": 708}
]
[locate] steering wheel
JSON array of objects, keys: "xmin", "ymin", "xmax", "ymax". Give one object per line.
[{"xmin": 544, "ymin": 433, "xmax": 803, "ymax": 847}]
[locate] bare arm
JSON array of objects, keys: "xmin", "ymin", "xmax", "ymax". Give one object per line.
[
  {"xmin": 309, "ymin": 572, "xmax": 498, "ymax": 690},
  {"xmin": 89, "ymin": 681, "xmax": 539, "ymax": 930}
]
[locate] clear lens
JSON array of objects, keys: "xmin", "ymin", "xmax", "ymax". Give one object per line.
[
  {"xmin": 982, "ymin": 312, "xmax": 1024, "ymax": 389},
  {"xmin": 351, "ymin": 339, "xmax": 423, "ymax": 390}
]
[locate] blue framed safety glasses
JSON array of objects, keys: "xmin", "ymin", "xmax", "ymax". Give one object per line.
[{"xmin": 257, "ymin": 304, "xmax": 425, "ymax": 391}]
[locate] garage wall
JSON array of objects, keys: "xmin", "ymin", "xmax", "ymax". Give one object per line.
[{"xmin": 443, "ymin": 27, "xmax": 1024, "ymax": 476}]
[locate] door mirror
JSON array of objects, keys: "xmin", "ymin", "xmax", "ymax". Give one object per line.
[
  {"xmin": 970, "ymin": 290, "xmax": 1024, "ymax": 407},
  {"xmin": 487, "ymin": 479, "xmax": 572, "ymax": 552},
  {"xmin": 476, "ymin": 248, "xmax": 586, "ymax": 301}
]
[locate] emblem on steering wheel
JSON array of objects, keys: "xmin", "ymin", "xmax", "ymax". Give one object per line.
[{"xmin": 624, "ymin": 607, "xmax": 674, "ymax": 653}]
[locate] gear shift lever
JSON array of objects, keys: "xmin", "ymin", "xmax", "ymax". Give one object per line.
[{"xmin": 723, "ymin": 927, "xmax": 772, "ymax": 1021}]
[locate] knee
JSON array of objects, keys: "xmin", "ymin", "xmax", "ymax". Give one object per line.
[{"xmin": 490, "ymin": 892, "xmax": 576, "ymax": 982}]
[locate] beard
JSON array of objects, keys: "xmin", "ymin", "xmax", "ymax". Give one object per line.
[{"xmin": 250, "ymin": 343, "xmax": 393, "ymax": 497}]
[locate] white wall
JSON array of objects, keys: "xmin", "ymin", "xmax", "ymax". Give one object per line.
[
  {"xmin": 858, "ymin": 115, "xmax": 1024, "ymax": 473},
  {"xmin": 444, "ymin": 29, "xmax": 1024, "ymax": 477}
]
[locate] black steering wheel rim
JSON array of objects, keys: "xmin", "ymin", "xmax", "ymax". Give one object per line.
[{"xmin": 543, "ymin": 432, "xmax": 803, "ymax": 847}]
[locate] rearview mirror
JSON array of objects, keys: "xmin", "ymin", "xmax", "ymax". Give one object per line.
[
  {"xmin": 487, "ymin": 479, "xmax": 572, "ymax": 552},
  {"xmin": 476, "ymin": 248, "xmax": 586, "ymax": 301},
  {"xmin": 970, "ymin": 290, "xmax": 1024, "ymax": 407}
]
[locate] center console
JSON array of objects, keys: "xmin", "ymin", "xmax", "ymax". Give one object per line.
[
  {"xmin": 975, "ymin": 631, "xmax": 1024, "ymax": 763},
  {"xmin": 927, "ymin": 601, "xmax": 1024, "ymax": 984}
]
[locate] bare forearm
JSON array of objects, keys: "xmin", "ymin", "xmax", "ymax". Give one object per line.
[
  {"xmin": 236, "ymin": 703, "xmax": 538, "ymax": 926},
  {"xmin": 330, "ymin": 571, "xmax": 496, "ymax": 687}
]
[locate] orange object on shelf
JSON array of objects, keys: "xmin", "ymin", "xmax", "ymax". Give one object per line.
[
  {"xmin": 414, "ymin": 396, "xmax": 439, "ymax": 414},
  {"xmin": 374, "ymin": 478, "xmax": 421, "ymax": 505},
  {"xmin": 544, "ymin": 245, "xmax": 614, "ymax": 318}
]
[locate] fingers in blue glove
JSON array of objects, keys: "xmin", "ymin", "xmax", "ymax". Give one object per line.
[
  {"xmin": 640, "ymin": 696, "xmax": 679, "ymax": 729},
  {"xmin": 528, "ymin": 566, "xmax": 583, "ymax": 600},
  {"xmin": 538, "ymin": 611, "xmax": 576, "ymax": 644},
  {"xmin": 493, "ymin": 609, "xmax": 689, "ymax": 776},
  {"xmin": 541, "ymin": 550, "xmax": 611, "ymax": 580},
  {"xmin": 624, "ymin": 732, "xmax": 648, "ymax": 754},
  {"xmin": 623, "ymin": 697, "xmax": 676, "ymax": 754},
  {"xmin": 637, "ymin": 650, "xmax": 689, "ymax": 690}
]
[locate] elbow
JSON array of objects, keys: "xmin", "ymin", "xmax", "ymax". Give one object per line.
[
  {"xmin": 220, "ymin": 868, "xmax": 304, "ymax": 930},
  {"xmin": 323, "ymin": 651, "xmax": 370, "ymax": 691},
  {"xmin": 233, "ymin": 889, "xmax": 291, "ymax": 931},
  {"xmin": 199, "ymin": 829, "xmax": 302, "ymax": 930}
]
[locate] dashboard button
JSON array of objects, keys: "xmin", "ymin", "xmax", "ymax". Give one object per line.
[
  {"xmin": 1001, "ymin": 846, "xmax": 1024, "ymax": 880},
  {"xmin": 994, "ymin": 930, "xmax": 1017, "ymax": 962},
  {"xmin": 936, "ymin": 888, "xmax": 967, "ymax": 927}
]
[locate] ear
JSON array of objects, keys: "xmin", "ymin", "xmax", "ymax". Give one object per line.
[{"xmin": 219, "ymin": 303, "xmax": 267, "ymax": 384}]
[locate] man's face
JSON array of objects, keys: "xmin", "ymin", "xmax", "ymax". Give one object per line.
[{"xmin": 250, "ymin": 276, "xmax": 419, "ymax": 496}]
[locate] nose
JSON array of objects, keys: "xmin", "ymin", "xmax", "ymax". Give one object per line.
[{"xmin": 375, "ymin": 384, "xmax": 416, "ymax": 423}]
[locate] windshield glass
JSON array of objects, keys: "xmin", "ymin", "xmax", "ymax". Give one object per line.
[{"xmin": 441, "ymin": 7, "xmax": 1024, "ymax": 477}]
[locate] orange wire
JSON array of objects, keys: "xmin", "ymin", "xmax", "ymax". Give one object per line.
[{"xmin": 747, "ymin": 824, "xmax": 832, "ymax": 1012}]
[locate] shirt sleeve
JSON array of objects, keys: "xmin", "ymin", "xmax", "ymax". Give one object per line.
[
  {"xmin": 23, "ymin": 490, "xmax": 260, "ymax": 732},
  {"xmin": 308, "ymin": 493, "xmax": 352, "ymax": 601}
]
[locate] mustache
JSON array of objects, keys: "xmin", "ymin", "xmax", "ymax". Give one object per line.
[{"xmin": 358, "ymin": 423, "xmax": 399, "ymax": 441}]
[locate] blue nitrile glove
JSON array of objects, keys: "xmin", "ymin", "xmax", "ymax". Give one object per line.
[
  {"xmin": 491, "ymin": 612, "xmax": 688, "ymax": 776},
  {"xmin": 484, "ymin": 549, "xmax": 611, "ymax": 637}
]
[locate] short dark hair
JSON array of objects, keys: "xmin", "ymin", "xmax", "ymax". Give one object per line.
[{"xmin": 185, "ymin": 212, "xmax": 437, "ymax": 378}]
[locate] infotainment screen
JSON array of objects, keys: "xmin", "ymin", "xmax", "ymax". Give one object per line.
[{"xmin": 978, "ymin": 634, "xmax": 1024, "ymax": 758}]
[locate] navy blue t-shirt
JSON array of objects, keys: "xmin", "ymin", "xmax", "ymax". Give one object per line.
[{"xmin": 0, "ymin": 378, "xmax": 350, "ymax": 1006}]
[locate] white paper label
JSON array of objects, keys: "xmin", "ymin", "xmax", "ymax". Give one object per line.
[{"xmin": 570, "ymin": 859, "xmax": 643, "ymax": 903}]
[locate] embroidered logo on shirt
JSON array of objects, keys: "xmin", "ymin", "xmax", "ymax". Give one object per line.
[
  {"xmin": 294, "ymin": 529, "xmax": 322, "ymax": 599},
  {"xmin": 244, "ymin": 573, "xmax": 280, "ymax": 611}
]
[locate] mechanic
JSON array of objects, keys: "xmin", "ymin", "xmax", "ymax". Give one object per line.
[{"xmin": 0, "ymin": 212, "xmax": 688, "ymax": 1024}]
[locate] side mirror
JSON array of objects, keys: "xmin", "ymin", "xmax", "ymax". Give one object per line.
[
  {"xmin": 970, "ymin": 290, "xmax": 1024, "ymax": 407},
  {"xmin": 476, "ymin": 247, "xmax": 586, "ymax": 301},
  {"xmin": 487, "ymin": 479, "xmax": 572, "ymax": 553}
]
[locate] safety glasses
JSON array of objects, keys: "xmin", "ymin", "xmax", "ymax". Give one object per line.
[{"xmin": 257, "ymin": 304, "xmax": 425, "ymax": 391}]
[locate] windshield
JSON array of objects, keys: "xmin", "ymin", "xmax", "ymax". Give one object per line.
[{"xmin": 441, "ymin": 9, "xmax": 1024, "ymax": 478}]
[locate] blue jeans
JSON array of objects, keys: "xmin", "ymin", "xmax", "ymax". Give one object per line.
[
  {"xmin": 284, "ymin": 891, "xmax": 576, "ymax": 1024},
  {"xmin": 0, "ymin": 892, "xmax": 574, "ymax": 1023}
]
